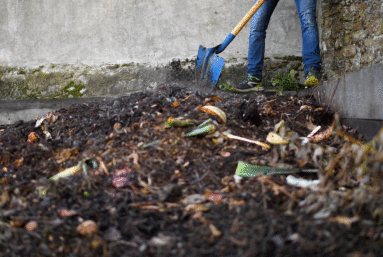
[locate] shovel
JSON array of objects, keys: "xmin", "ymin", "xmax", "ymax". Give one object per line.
[{"xmin": 196, "ymin": 0, "xmax": 268, "ymax": 87}]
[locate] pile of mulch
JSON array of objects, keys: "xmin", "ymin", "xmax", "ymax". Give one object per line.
[{"xmin": 1, "ymin": 85, "xmax": 383, "ymax": 257}]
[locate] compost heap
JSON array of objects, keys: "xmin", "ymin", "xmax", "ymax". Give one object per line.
[{"xmin": 1, "ymin": 85, "xmax": 383, "ymax": 256}]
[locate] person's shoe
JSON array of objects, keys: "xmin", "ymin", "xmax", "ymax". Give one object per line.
[
  {"xmin": 232, "ymin": 75, "xmax": 264, "ymax": 92},
  {"xmin": 304, "ymin": 68, "xmax": 321, "ymax": 87}
]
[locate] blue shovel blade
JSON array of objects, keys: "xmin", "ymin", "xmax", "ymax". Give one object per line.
[{"xmin": 196, "ymin": 45, "xmax": 225, "ymax": 86}]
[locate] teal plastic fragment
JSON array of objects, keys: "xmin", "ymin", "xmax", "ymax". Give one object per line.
[{"xmin": 235, "ymin": 161, "xmax": 318, "ymax": 177}]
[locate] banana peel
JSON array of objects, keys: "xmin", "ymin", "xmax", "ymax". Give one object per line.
[
  {"xmin": 49, "ymin": 163, "xmax": 82, "ymax": 181},
  {"xmin": 165, "ymin": 117, "xmax": 194, "ymax": 127},
  {"xmin": 49, "ymin": 158, "xmax": 98, "ymax": 181}
]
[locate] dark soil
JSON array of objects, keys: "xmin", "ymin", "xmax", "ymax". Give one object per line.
[{"xmin": 1, "ymin": 85, "xmax": 383, "ymax": 257}]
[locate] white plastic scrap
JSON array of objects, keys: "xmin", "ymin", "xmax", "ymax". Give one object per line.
[
  {"xmin": 233, "ymin": 175, "xmax": 242, "ymax": 184},
  {"xmin": 299, "ymin": 137, "xmax": 309, "ymax": 145},
  {"xmin": 181, "ymin": 194, "xmax": 206, "ymax": 205},
  {"xmin": 298, "ymin": 126, "xmax": 321, "ymax": 145},
  {"xmin": 35, "ymin": 117, "xmax": 45, "ymax": 128},
  {"xmin": 286, "ymin": 175, "xmax": 321, "ymax": 190},
  {"xmin": 312, "ymin": 146, "xmax": 324, "ymax": 166},
  {"xmin": 307, "ymin": 126, "xmax": 321, "ymax": 138}
]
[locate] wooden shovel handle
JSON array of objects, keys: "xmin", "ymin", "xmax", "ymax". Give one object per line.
[
  {"xmin": 215, "ymin": 0, "xmax": 267, "ymax": 54},
  {"xmin": 231, "ymin": 0, "xmax": 268, "ymax": 36}
]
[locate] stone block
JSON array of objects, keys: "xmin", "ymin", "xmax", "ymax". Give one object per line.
[
  {"xmin": 342, "ymin": 45, "xmax": 357, "ymax": 57},
  {"xmin": 332, "ymin": 22, "xmax": 345, "ymax": 35},
  {"xmin": 376, "ymin": 20, "xmax": 383, "ymax": 36},
  {"xmin": 364, "ymin": 38, "xmax": 373, "ymax": 48},
  {"xmin": 360, "ymin": 53, "xmax": 374, "ymax": 64},
  {"xmin": 352, "ymin": 21, "xmax": 363, "ymax": 31},
  {"xmin": 335, "ymin": 39, "xmax": 343, "ymax": 50},
  {"xmin": 343, "ymin": 22, "xmax": 354, "ymax": 31},
  {"xmin": 372, "ymin": 37, "xmax": 383, "ymax": 50},
  {"xmin": 344, "ymin": 34, "xmax": 352, "ymax": 45},
  {"xmin": 351, "ymin": 30, "xmax": 367, "ymax": 41}
]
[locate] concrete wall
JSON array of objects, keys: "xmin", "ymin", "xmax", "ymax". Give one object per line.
[
  {"xmin": 302, "ymin": 62, "xmax": 383, "ymax": 140},
  {"xmin": 0, "ymin": 0, "xmax": 302, "ymax": 67}
]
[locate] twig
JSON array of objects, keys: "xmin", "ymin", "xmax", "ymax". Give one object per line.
[
  {"xmin": 200, "ymin": 158, "xmax": 221, "ymax": 186},
  {"xmin": 194, "ymin": 171, "xmax": 204, "ymax": 188},
  {"xmin": 320, "ymin": 148, "xmax": 350, "ymax": 186},
  {"xmin": 113, "ymin": 240, "xmax": 138, "ymax": 248},
  {"xmin": 260, "ymin": 179, "xmax": 268, "ymax": 210},
  {"xmin": 309, "ymin": 121, "xmax": 335, "ymax": 143},
  {"xmin": 225, "ymin": 133, "xmax": 270, "ymax": 149},
  {"xmin": 336, "ymin": 129, "xmax": 364, "ymax": 146},
  {"xmin": 96, "ymin": 157, "xmax": 109, "ymax": 175},
  {"xmin": 258, "ymin": 176, "xmax": 294, "ymax": 199}
]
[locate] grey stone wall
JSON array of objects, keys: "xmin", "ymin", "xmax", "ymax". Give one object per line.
[{"xmin": 320, "ymin": 0, "xmax": 383, "ymax": 81}]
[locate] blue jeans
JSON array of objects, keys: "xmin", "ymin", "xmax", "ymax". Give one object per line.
[{"xmin": 247, "ymin": 0, "xmax": 321, "ymax": 78}]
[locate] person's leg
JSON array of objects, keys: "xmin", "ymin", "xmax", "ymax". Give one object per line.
[
  {"xmin": 247, "ymin": 0, "xmax": 280, "ymax": 78},
  {"xmin": 233, "ymin": 0, "xmax": 280, "ymax": 92},
  {"xmin": 294, "ymin": 0, "xmax": 321, "ymax": 76}
]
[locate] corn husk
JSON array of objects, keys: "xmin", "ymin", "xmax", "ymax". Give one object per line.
[
  {"xmin": 200, "ymin": 106, "xmax": 227, "ymax": 123},
  {"xmin": 266, "ymin": 132, "xmax": 289, "ymax": 145},
  {"xmin": 165, "ymin": 117, "xmax": 194, "ymax": 127},
  {"xmin": 49, "ymin": 163, "xmax": 82, "ymax": 181}
]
